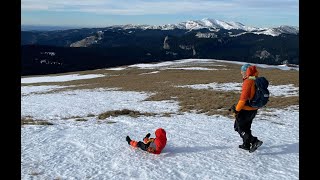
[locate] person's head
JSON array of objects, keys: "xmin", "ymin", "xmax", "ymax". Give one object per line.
[
  {"xmin": 155, "ymin": 128, "xmax": 166, "ymax": 139},
  {"xmin": 240, "ymin": 63, "xmax": 251, "ymax": 78}
]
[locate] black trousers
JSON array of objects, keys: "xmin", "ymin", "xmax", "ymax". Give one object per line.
[
  {"xmin": 137, "ymin": 141, "xmax": 150, "ymax": 151},
  {"xmin": 234, "ymin": 110, "xmax": 258, "ymax": 145}
]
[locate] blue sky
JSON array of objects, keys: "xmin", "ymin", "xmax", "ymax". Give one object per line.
[{"xmin": 21, "ymin": 0, "xmax": 299, "ymax": 28}]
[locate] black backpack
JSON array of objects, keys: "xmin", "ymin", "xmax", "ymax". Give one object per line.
[{"xmin": 246, "ymin": 76, "xmax": 270, "ymax": 108}]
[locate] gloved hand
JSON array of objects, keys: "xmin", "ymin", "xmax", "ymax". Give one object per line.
[
  {"xmin": 145, "ymin": 133, "xmax": 151, "ymax": 138},
  {"xmin": 143, "ymin": 133, "xmax": 151, "ymax": 143},
  {"xmin": 228, "ymin": 104, "xmax": 236, "ymax": 113},
  {"xmin": 228, "ymin": 104, "xmax": 239, "ymax": 118},
  {"xmin": 233, "ymin": 111, "xmax": 239, "ymax": 118}
]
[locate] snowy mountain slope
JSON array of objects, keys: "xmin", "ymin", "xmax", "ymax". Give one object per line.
[
  {"xmin": 200, "ymin": 18, "xmax": 258, "ymax": 31},
  {"xmin": 21, "ymin": 59, "xmax": 299, "ymax": 180},
  {"xmin": 252, "ymin": 25, "xmax": 299, "ymax": 36},
  {"xmin": 115, "ymin": 18, "xmax": 261, "ymax": 31},
  {"xmin": 105, "ymin": 18, "xmax": 298, "ymax": 36}
]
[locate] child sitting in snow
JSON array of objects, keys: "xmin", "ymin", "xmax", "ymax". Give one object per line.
[{"xmin": 126, "ymin": 128, "xmax": 167, "ymax": 154}]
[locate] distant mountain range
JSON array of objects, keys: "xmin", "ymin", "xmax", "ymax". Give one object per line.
[
  {"xmin": 107, "ymin": 18, "xmax": 298, "ymax": 37},
  {"xmin": 21, "ymin": 18, "xmax": 299, "ymax": 76},
  {"xmin": 21, "ymin": 25, "xmax": 84, "ymax": 31}
]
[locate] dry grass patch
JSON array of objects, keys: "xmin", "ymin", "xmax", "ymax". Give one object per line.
[
  {"xmin": 106, "ymin": 121, "xmax": 117, "ymax": 124},
  {"xmin": 30, "ymin": 171, "xmax": 42, "ymax": 176},
  {"xmin": 75, "ymin": 118, "xmax": 88, "ymax": 122},
  {"xmin": 148, "ymin": 87, "xmax": 239, "ymax": 116},
  {"xmin": 161, "ymin": 113, "xmax": 173, "ymax": 117},
  {"xmin": 21, "ymin": 117, "xmax": 53, "ymax": 126},
  {"xmin": 98, "ymin": 109, "xmax": 156, "ymax": 119},
  {"xmin": 62, "ymin": 115, "xmax": 83, "ymax": 120},
  {"xmin": 266, "ymin": 96, "xmax": 299, "ymax": 108},
  {"xmin": 22, "ymin": 61, "xmax": 298, "ymax": 116},
  {"xmin": 97, "ymin": 120, "xmax": 117, "ymax": 124},
  {"xmin": 70, "ymin": 115, "xmax": 82, "ymax": 118},
  {"xmin": 87, "ymin": 113, "xmax": 95, "ymax": 117}
]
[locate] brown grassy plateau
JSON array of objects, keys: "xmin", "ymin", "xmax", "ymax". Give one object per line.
[{"xmin": 22, "ymin": 60, "xmax": 299, "ymax": 117}]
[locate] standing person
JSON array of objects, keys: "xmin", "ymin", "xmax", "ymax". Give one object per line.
[
  {"xmin": 126, "ymin": 128, "xmax": 167, "ymax": 154},
  {"xmin": 232, "ymin": 63, "xmax": 263, "ymax": 152}
]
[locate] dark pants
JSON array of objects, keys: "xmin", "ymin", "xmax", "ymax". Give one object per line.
[
  {"xmin": 234, "ymin": 110, "xmax": 258, "ymax": 145},
  {"xmin": 137, "ymin": 141, "xmax": 150, "ymax": 151}
]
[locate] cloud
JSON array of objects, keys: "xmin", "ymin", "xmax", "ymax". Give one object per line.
[
  {"xmin": 234, "ymin": 0, "xmax": 298, "ymax": 9},
  {"xmin": 21, "ymin": 0, "xmax": 298, "ymax": 15},
  {"xmin": 22, "ymin": 4, "xmax": 49, "ymax": 11}
]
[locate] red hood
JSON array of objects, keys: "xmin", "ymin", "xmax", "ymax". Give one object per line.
[
  {"xmin": 154, "ymin": 128, "xmax": 167, "ymax": 154},
  {"xmin": 246, "ymin": 65, "xmax": 259, "ymax": 77},
  {"xmin": 155, "ymin": 128, "xmax": 166, "ymax": 139}
]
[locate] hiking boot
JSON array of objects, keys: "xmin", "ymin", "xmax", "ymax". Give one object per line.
[
  {"xmin": 239, "ymin": 143, "xmax": 250, "ymax": 150},
  {"xmin": 249, "ymin": 140, "xmax": 263, "ymax": 153},
  {"xmin": 126, "ymin": 136, "xmax": 131, "ymax": 145}
]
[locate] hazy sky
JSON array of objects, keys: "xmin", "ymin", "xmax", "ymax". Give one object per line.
[{"xmin": 21, "ymin": 0, "xmax": 299, "ymax": 28}]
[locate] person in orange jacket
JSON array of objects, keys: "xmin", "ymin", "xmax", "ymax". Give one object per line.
[
  {"xmin": 233, "ymin": 64, "xmax": 263, "ymax": 152},
  {"xmin": 126, "ymin": 128, "xmax": 167, "ymax": 154}
]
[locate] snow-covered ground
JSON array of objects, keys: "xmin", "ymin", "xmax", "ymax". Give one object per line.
[
  {"xmin": 21, "ymin": 74, "xmax": 105, "ymax": 84},
  {"xmin": 21, "ymin": 59, "xmax": 299, "ymax": 180},
  {"xmin": 21, "ymin": 85, "xmax": 70, "ymax": 96},
  {"xmin": 177, "ymin": 83, "xmax": 299, "ymax": 97},
  {"xmin": 127, "ymin": 59, "xmax": 299, "ymax": 71}
]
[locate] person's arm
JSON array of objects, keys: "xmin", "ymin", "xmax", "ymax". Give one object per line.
[
  {"xmin": 143, "ymin": 133, "xmax": 155, "ymax": 144},
  {"xmin": 236, "ymin": 80, "xmax": 252, "ymax": 111}
]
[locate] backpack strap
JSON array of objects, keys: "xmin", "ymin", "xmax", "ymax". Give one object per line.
[
  {"xmin": 248, "ymin": 76, "xmax": 256, "ymax": 80},
  {"xmin": 245, "ymin": 76, "xmax": 256, "ymax": 105}
]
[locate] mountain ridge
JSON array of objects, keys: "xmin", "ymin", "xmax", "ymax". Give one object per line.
[
  {"xmin": 22, "ymin": 18, "xmax": 299, "ymax": 35},
  {"xmin": 21, "ymin": 18, "xmax": 299, "ymax": 76}
]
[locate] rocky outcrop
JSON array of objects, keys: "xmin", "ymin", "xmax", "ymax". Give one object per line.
[
  {"xmin": 163, "ymin": 36, "xmax": 170, "ymax": 49},
  {"xmin": 70, "ymin": 36, "xmax": 98, "ymax": 47},
  {"xmin": 254, "ymin": 50, "xmax": 271, "ymax": 59},
  {"xmin": 195, "ymin": 32, "xmax": 217, "ymax": 38}
]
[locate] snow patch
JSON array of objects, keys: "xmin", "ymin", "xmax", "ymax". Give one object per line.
[
  {"xmin": 178, "ymin": 82, "xmax": 298, "ymax": 97},
  {"xmin": 21, "ymin": 74, "xmax": 106, "ymax": 84}
]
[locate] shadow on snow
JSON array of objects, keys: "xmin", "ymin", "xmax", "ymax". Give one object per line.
[
  {"xmin": 162, "ymin": 145, "xmax": 230, "ymax": 156},
  {"xmin": 258, "ymin": 142, "xmax": 299, "ymax": 155}
]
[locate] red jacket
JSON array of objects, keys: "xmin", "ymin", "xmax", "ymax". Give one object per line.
[
  {"xmin": 149, "ymin": 128, "xmax": 167, "ymax": 154},
  {"xmin": 131, "ymin": 128, "xmax": 167, "ymax": 154}
]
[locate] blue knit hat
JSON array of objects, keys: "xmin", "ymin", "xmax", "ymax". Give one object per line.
[{"xmin": 241, "ymin": 63, "xmax": 251, "ymax": 72}]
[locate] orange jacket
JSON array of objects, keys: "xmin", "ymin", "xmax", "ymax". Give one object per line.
[{"xmin": 235, "ymin": 65, "xmax": 259, "ymax": 112}]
